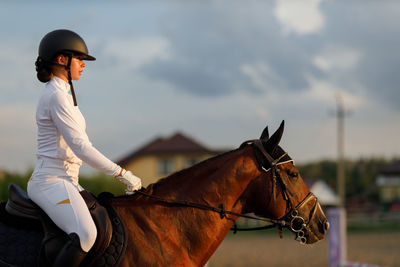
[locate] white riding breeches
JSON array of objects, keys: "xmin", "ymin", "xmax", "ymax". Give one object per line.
[{"xmin": 27, "ymin": 157, "xmax": 97, "ymax": 252}]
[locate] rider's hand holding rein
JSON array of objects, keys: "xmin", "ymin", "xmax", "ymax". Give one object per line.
[{"xmin": 116, "ymin": 169, "xmax": 142, "ymax": 194}]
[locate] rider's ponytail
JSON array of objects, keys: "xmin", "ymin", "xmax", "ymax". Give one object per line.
[{"xmin": 35, "ymin": 56, "xmax": 53, "ymax": 83}]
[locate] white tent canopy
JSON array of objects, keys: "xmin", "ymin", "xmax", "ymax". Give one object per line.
[{"xmin": 309, "ymin": 180, "xmax": 340, "ymax": 206}]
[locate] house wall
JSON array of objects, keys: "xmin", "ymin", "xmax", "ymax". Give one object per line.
[
  {"xmin": 125, "ymin": 155, "xmax": 159, "ymax": 186},
  {"xmin": 125, "ymin": 152, "xmax": 217, "ymax": 187},
  {"xmin": 380, "ymin": 186, "xmax": 400, "ymax": 203},
  {"xmin": 376, "ymin": 175, "xmax": 400, "ymax": 203}
]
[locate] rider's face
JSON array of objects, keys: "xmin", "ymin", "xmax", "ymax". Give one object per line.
[
  {"xmin": 69, "ymin": 57, "xmax": 86, "ymax": 81},
  {"xmin": 54, "ymin": 54, "xmax": 86, "ymax": 81}
]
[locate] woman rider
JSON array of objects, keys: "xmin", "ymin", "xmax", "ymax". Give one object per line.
[{"xmin": 29, "ymin": 29, "xmax": 141, "ymax": 267}]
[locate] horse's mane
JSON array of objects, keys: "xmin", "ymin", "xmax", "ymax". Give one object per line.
[{"xmin": 111, "ymin": 141, "xmax": 290, "ymax": 202}]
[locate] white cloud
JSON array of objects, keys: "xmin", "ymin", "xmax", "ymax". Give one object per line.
[
  {"xmin": 101, "ymin": 36, "xmax": 171, "ymax": 69},
  {"xmin": 255, "ymin": 107, "xmax": 271, "ymax": 120},
  {"xmin": 313, "ymin": 45, "xmax": 363, "ymax": 72},
  {"xmin": 274, "ymin": 0, "xmax": 324, "ymax": 35},
  {"xmin": 304, "ymin": 75, "xmax": 365, "ymax": 109},
  {"xmin": 240, "ymin": 61, "xmax": 282, "ymax": 92},
  {"xmin": 239, "ymin": 60, "xmax": 365, "ymax": 111}
]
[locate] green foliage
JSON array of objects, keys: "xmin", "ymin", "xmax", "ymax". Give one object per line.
[
  {"xmin": 297, "ymin": 157, "xmax": 393, "ymax": 200},
  {"xmin": 79, "ymin": 172, "xmax": 126, "ymax": 196},
  {"xmin": 298, "ymin": 159, "xmax": 337, "ymax": 189},
  {"xmin": 0, "ymin": 169, "xmax": 32, "ymax": 202}
]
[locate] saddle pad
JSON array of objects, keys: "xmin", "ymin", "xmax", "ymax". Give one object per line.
[
  {"xmin": 0, "ymin": 194, "xmax": 127, "ymax": 267},
  {"xmin": 0, "ymin": 202, "xmax": 43, "ymax": 267}
]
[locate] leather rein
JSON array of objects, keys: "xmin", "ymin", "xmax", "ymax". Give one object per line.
[{"xmin": 134, "ymin": 139, "xmax": 318, "ymax": 243}]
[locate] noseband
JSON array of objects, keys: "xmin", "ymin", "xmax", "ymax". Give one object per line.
[{"xmin": 241, "ymin": 140, "xmax": 319, "ymax": 244}]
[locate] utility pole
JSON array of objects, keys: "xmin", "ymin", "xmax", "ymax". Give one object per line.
[
  {"xmin": 328, "ymin": 93, "xmax": 349, "ymax": 267},
  {"xmin": 336, "ymin": 93, "xmax": 346, "ymax": 207}
]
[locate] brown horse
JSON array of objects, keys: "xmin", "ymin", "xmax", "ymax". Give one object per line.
[
  {"xmin": 110, "ymin": 121, "xmax": 329, "ymax": 266},
  {"xmin": 0, "ymin": 121, "xmax": 328, "ymax": 267}
]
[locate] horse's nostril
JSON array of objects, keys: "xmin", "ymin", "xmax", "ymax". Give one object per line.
[{"xmin": 324, "ymin": 221, "xmax": 330, "ymax": 231}]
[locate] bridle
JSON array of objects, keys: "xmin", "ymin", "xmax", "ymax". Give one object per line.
[
  {"xmin": 239, "ymin": 139, "xmax": 320, "ymax": 244},
  {"xmin": 134, "ymin": 139, "xmax": 320, "ymax": 244}
]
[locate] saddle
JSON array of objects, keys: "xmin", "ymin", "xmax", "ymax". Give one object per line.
[{"xmin": 5, "ymin": 184, "xmax": 127, "ymax": 267}]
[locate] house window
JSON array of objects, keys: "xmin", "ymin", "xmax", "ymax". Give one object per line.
[
  {"xmin": 158, "ymin": 159, "xmax": 174, "ymax": 175},
  {"xmin": 185, "ymin": 158, "xmax": 200, "ymax": 168}
]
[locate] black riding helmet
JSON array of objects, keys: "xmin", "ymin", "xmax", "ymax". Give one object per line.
[
  {"xmin": 36, "ymin": 29, "xmax": 96, "ymax": 106},
  {"xmin": 38, "ymin": 29, "xmax": 96, "ymax": 62}
]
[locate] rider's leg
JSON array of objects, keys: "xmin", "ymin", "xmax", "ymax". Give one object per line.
[
  {"xmin": 52, "ymin": 233, "xmax": 86, "ymax": 267},
  {"xmin": 28, "ymin": 177, "xmax": 97, "ymax": 263}
]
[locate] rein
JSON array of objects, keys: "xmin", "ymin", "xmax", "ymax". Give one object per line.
[
  {"xmin": 134, "ymin": 139, "xmax": 317, "ymax": 244},
  {"xmin": 134, "ymin": 189, "xmax": 287, "ymax": 228}
]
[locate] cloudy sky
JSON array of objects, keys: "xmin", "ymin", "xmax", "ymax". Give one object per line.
[{"xmin": 1, "ymin": 0, "xmax": 399, "ymax": 172}]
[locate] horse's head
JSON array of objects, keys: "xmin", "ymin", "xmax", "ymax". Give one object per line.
[{"xmin": 241, "ymin": 121, "xmax": 329, "ymax": 244}]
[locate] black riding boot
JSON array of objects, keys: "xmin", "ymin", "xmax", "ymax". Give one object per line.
[{"xmin": 52, "ymin": 233, "xmax": 87, "ymax": 267}]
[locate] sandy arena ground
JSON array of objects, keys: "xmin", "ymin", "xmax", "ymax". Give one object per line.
[{"xmin": 208, "ymin": 232, "xmax": 400, "ymax": 267}]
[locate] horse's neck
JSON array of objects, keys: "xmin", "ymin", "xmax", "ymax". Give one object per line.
[
  {"xmin": 154, "ymin": 147, "xmax": 259, "ymax": 209},
  {"xmin": 115, "ymin": 147, "xmax": 260, "ymax": 265}
]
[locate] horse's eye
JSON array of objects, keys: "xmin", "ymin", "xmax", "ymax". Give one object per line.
[{"xmin": 288, "ymin": 171, "xmax": 298, "ymax": 178}]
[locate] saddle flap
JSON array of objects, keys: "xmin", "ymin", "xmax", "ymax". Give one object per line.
[
  {"xmin": 5, "ymin": 184, "xmax": 41, "ymax": 220},
  {"xmin": 80, "ymin": 190, "xmax": 113, "ymax": 264}
]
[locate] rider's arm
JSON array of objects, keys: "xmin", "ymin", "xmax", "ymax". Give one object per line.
[{"xmin": 49, "ymin": 91, "xmax": 122, "ymax": 177}]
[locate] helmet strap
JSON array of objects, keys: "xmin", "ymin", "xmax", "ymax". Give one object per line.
[
  {"xmin": 65, "ymin": 54, "xmax": 78, "ymax": 106},
  {"xmin": 44, "ymin": 54, "xmax": 78, "ymax": 106}
]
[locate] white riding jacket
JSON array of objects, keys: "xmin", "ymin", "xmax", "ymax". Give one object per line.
[{"xmin": 34, "ymin": 76, "xmax": 121, "ymax": 181}]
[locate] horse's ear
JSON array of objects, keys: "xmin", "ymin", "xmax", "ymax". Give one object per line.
[
  {"xmin": 267, "ymin": 120, "xmax": 285, "ymax": 148},
  {"xmin": 260, "ymin": 126, "xmax": 269, "ymax": 140}
]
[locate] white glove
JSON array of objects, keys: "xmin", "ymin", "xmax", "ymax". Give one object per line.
[{"xmin": 115, "ymin": 169, "xmax": 142, "ymax": 194}]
